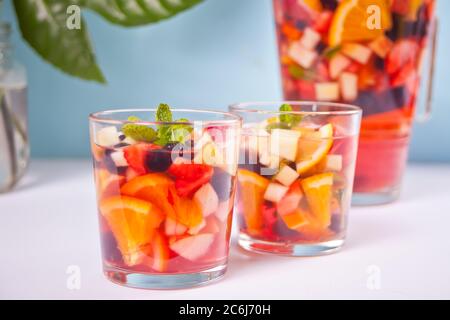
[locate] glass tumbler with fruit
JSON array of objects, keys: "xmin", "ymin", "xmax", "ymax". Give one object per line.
[
  {"xmin": 89, "ymin": 104, "xmax": 241, "ymax": 289},
  {"xmin": 273, "ymin": 0, "xmax": 437, "ymax": 205},
  {"xmin": 230, "ymin": 102, "xmax": 361, "ymax": 256}
]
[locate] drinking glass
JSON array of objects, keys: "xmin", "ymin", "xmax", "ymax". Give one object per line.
[
  {"xmin": 89, "ymin": 108, "xmax": 241, "ymax": 289},
  {"xmin": 273, "ymin": 0, "xmax": 437, "ymax": 205},
  {"xmin": 230, "ymin": 102, "xmax": 361, "ymax": 256}
]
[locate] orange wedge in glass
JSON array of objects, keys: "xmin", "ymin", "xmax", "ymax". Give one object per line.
[
  {"xmin": 329, "ymin": 0, "xmax": 392, "ymax": 46},
  {"xmin": 121, "ymin": 173, "xmax": 174, "ymax": 217},
  {"xmin": 295, "ymin": 124, "xmax": 333, "ymax": 175},
  {"xmin": 100, "ymin": 196, "xmax": 164, "ymax": 266},
  {"xmin": 301, "ymin": 173, "xmax": 334, "ymax": 228},
  {"xmin": 237, "ymin": 169, "xmax": 270, "ymax": 235}
]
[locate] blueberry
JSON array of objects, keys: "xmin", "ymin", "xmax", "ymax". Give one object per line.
[
  {"xmin": 101, "ymin": 232, "xmax": 123, "ymax": 263},
  {"xmin": 145, "ymin": 148, "xmax": 172, "ymax": 172},
  {"xmin": 320, "ymin": 0, "xmax": 337, "ymax": 10},
  {"xmin": 295, "ymin": 20, "xmax": 307, "ymax": 30},
  {"xmin": 113, "ymin": 142, "xmax": 129, "ymax": 148},
  {"xmin": 316, "ymin": 42, "xmax": 327, "ymax": 54},
  {"xmin": 330, "ymin": 215, "xmax": 343, "ymax": 233},
  {"xmin": 272, "ymin": 218, "xmax": 300, "ymax": 239},
  {"xmin": 210, "ymin": 168, "xmax": 235, "ymax": 201},
  {"xmin": 118, "ymin": 134, "xmax": 126, "ymax": 141},
  {"xmin": 374, "ymin": 56, "xmax": 385, "ymax": 71}
]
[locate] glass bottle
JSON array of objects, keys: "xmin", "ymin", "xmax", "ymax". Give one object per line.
[{"xmin": 0, "ymin": 22, "xmax": 29, "ymax": 192}]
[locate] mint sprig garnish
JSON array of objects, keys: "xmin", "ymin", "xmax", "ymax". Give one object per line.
[
  {"xmin": 154, "ymin": 103, "xmax": 192, "ymax": 146},
  {"xmin": 122, "ymin": 116, "xmax": 157, "ymax": 142},
  {"xmin": 279, "ymin": 103, "xmax": 302, "ymax": 127}
]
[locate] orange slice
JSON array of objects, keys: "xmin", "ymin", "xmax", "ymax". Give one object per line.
[
  {"xmin": 301, "ymin": 173, "xmax": 334, "ymax": 228},
  {"xmin": 168, "ymin": 187, "xmax": 204, "ymax": 228},
  {"xmin": 121, "ymin": 173, "xmax": 174, "ymax": 217},
  {"xmin": 295, "ymin": 124, "xmax": 333, "ymax": 175},
  {"xmin": 237, "ymin": 169, "xmax": 270, "ymax": 235},
  {"xmin": 100, "ymin": 196, "xmax": 164, "ymax": 266},
  {"xmin": 329, "ymin": 0, "xmax": 392, "ymax": 46}
]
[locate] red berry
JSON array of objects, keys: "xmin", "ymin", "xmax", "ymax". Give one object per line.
[
  {"xmin": 168, "ymin": 163, "xmax": 214, "ymax": 197},
  {"xmin": 123, "ymin": 143, "xmax": 161, "ymax": 175}
]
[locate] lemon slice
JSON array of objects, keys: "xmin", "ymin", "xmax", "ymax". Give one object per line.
[
  {"xmin": 295, "ymin": 124, "xmax": 333, "ymax": 175},
  {"xmin": 329, "ymin": 0, "xmax": 392, "ymax": 46}
]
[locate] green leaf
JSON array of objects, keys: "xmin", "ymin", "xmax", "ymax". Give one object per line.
[
  {"xmin": 122, "ymin": 116, "xmax": 157, "ymax": 142},
  {"xmin": 278, "ymin": 103, "xmax": 303, "ymax": 128},
  {"xmin": 82, "ymin": 0, "xmax": 204, "ymax": 27},
  {"xmin": 323, "ymin": 45, "xmax": 342, "ymax": 59},
  {"xmin": 288, "ymin": 64, "xmax": 314, "ymax": 80},
  {"xmin": 13, "ymin": 0, "xmax": 105, "ymax": 83},
  {"xmin": 156, "ymin": 103, "xmax": 173, "ymax": 122}
]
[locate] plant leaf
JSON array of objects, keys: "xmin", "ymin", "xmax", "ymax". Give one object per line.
[
  {"xmin": 13, "ymin": 0, "xmax": 105, "ymax": 83},
  {"xmin": 82, "ymin": 0, "xmax": 204, "ymax": 27}
]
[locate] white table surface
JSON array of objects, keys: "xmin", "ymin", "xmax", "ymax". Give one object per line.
[{"xmin": 1, "ymin": 160, "xmax": 449, "ymax": 300}]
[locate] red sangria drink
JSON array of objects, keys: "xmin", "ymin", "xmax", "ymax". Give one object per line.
[
  {"xmin": 230, "ymin": 102, "xmax": 361, "ymax": 256},
  {"xmin": 89, "ymin": 105, "xmax": 241, "ymax": 289},
  {"xmin": 273, "ymin": 0, "xmax": 437, "ymax": 205}
]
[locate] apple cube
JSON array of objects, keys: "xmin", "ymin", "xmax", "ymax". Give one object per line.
[
  {"xmin": 339, "ymin": 72, "xmax": 358, "ymax": 102},
  {"xmin": 277, "ymin": 191, "xmax": 303, "ymax": 217},
  {"xmin": 342, "ymin": 43, "xmax": 372, "ymax": 65},
  {"xmin": 97, "ymin": 126, "xmax": 120, "ymax": 147},
  {"xmin": 369, "ymin": 35, "xmax": 394, "ymax": 58},
  {"xmin": 194, "ymin": 131, "xmax": 213, "ymax": 152},
  {"xmin": 169, "ymin": 234, "xmax": 215, "ymax": 261},
  {"xmin": 329, "ymin": 53, "xmax": 351, "ymax": 79},
  {"xmin": 264, "ymin": 182, "xmax": 289, "ymax": 203},
  {"xmin": 288, "ymin": 42, "xmax": 317, "ymax": 69},
  {"xmin": 315, "ymin": 82, "xmax": 340, "ymax": 101},
  {"xmin": 193, "ymin": 183, "xmax": 219, "ymax": 217},
  {"xmin": 324, "ymin": 155, "xmax": 343, "ymax": 172},
  {"xmin": 270, "ymin": 129, "xmax": 301, "ymax": 162},
  {"xmin": 215, "ymin": 200, "xmax": 232, "ymax": 222},
  {"xmin": 299, "ymin": 27, "xmax": 321, "ymax": 50},
  {"xmin": 165, "ymin": 217, "xmax": 188, "ymax": 236},
  {"xmin": 275, "ymin": 165, "xmax": 300, "ymax": 187},
  {"xmin": 188, "ymin": 219, "xmax": 206, "ymax": 235},
  {"xmin": 110, "ymin": 150, "xmax": 128, "ymax": 167}
]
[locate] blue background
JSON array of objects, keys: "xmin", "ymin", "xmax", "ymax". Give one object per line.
[{"xmin": 2, "ymin": 0, "xmax": 449, "ymax": 161}]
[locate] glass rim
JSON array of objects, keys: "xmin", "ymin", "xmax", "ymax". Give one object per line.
[
  {"xmin": 89, "ymin": 108, "xmax": 242, "ymax": 126},
  {"xmin": 229, "ymin": 101, "xmax": 362, "ymax": 116}
]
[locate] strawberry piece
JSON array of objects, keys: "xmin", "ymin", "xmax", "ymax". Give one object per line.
[
  {"xmin": 313, "ymin": 10, "xmax": 333, "ymax": 34},
  {"xmin": 391, "ymin": 61, "xmax": 419, "ymax": 94},
  {"xmin": 168, "ymin": 163, "xmax": 214, "ymax": 197},
  {"xmin": 386, "ymin": 40, "xmax": 419, "ymax": 75},
  {"xmin": 151, "ymin": 231, "xmax": 170, "ymax": 272},
  {"xmin": 297, "ymin": 80, "xmax": 316, "ymax": 100},
  {"xmin": 123, "ymin": 143, "xmax": 161, "ymax": 175},
  {"xmin": 277, "ymin": 181, "xmax": 304, "ymax": 217}
]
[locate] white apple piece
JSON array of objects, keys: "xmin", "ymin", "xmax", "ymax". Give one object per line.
[
  {"xmin": 194, "ymin": 131, "xmax": 213, "ymax": 152},
  {"xmin": 288, "ymin": 42, "xmax": 317, "ymax": 69},
  {"xmin": 169, "ymin": 234, "xmax": 215, "ymax": 261},
  {"xmin": 165, "ymin": 218, "xmax": 188, "ymax": 236},
  {"xmin": 193, "ymin": 183, "xmax": 219, "ymax": 217},
  {"xmin": 264, "ymin": 182, "xmax": 289, "ymax": 203},
  {"xmin": 270, "ymin": 129, "xmax": 301, "ymax": 162},
  {"xmin": 275, "ymin": 165, "xmax": 300, "ymax": 187},
  {"xmin": 97, "ymin": 126, "xmax": 120, "ymax": 147},
  {"xmin": 299, "ymin": 27, "xmax": 321, "ymax": 50},
  {"xmin": 215, "ymin": 201, "xmax": 232, "ymax": 222},
  {"xmin": 329, "ymin": 53, "xmax": 351, "ymax": 79},
  {"xmin": 277, "ymin": 192, "xmax": 303, "ymax": 217},
  {"xmin": 315, "ymin": 82, "xmax": 340, "ymax": 101},
  {"xmin": 188, "ymin": 219, "xmax": 206, "ymax": 235},
  {"xmin": 110, "ymin": 150, "xmax": 128, "ymax": 167},
  {"xmin": 339, "ymin": 72, "xmax": 358, "ymax": 102},
  {"xmin": 369, "ymin": 35, "xmax": 394, "ymax": 58},
  {"xmin": 324, "ymin": 155, "xmax": 343, "ymax": 172},
  {"xmin": 342, "ymin": 43, "xmax": 372, "ymax": 65}
]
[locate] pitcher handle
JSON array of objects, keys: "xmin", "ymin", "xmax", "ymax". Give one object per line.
[{"xmin": 416, "ymin": 18, "xmax": 438, "ymax": 123}]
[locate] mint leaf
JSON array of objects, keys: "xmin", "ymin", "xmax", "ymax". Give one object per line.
[
  {"xmin": 170, "ymin": 119, "xmax": 193, "ymax": 144},
  {"xmin": 278, "ymin": 104, "xmax": 302, "ymax": 128},
  {"xmin": 156, "ymin": 103, "xmax": 172, "ymax": 122},
  {"xmin": 122, "ymin": 116, "xmax": 157, "ymax": 142},
  {"xmin": 288, "ymin": 64, "xmax": 315, "ymax": 80},
  {"xmin": 323, "ymin": 45, "xmax": 342, "ymax": 59}
]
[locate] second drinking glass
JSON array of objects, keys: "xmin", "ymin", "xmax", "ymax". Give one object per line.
[{"xmin": 230, "ymin": 102, "xmax": 361, "ymax": 256}]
